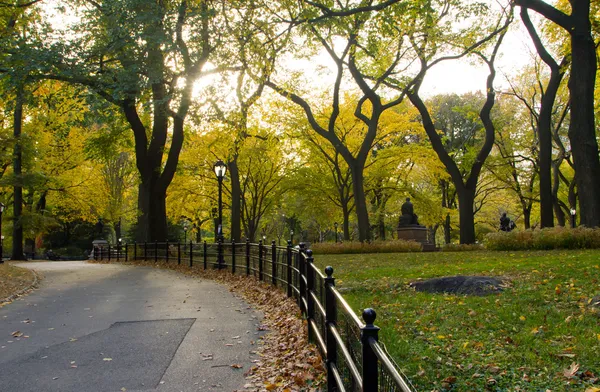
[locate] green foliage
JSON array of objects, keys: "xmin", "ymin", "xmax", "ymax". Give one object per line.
[
  {"xmin": 310, "ymin": 239, "xmax": 422, "ymax": 254},
  {"xmin": 485, "ymin": 226, "xmax": 600, "ymax": 250}
]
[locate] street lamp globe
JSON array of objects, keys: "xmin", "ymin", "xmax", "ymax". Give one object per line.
[
  {"xmin": 0, "ymin": 202, "xmax": 4, "ymax": 212},
  {"xmin": 570, "ymin": 208, "xmax": 576, "ymax": 216},
  {"xmin": 213, "ymin": 159, "xmax": 227, "ymax": 179}
]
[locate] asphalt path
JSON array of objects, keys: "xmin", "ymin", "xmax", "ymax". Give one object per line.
[{"xmin": 0, "ymin": 261, "xmax": 264, "ymax": 392}]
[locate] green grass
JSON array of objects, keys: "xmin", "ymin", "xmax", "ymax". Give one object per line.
[{"xmin": 314, "ymin": 250, "xmax": 600, "ymax": 391}]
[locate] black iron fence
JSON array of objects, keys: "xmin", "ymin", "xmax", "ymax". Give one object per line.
[{"xmin": 93, "ymin": 240, "xmax": 414, "ymax": 392}]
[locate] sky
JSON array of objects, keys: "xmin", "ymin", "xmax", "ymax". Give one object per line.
[{"xmin": 43, "ymin": 1, "xmax": 540, "ymax": 100}]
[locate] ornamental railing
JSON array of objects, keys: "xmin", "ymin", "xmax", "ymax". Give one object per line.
[{"xmin": 93, "ymin": 240, "xmax": 415, "ymax": 392}]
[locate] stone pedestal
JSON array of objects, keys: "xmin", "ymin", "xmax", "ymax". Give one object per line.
[
  {"xmin": 397, "ymin": 226, "xmax": 436, "ymax": 251},
  {"xmin": 397, "ymin": 225, "xmax": 428, "ymax": 242}
]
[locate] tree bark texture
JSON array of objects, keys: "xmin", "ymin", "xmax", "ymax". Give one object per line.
[
  {"xmin": 228, "ymin": 159, "xmax": 242, "ymax": 242},
  {"xmin": 568, "ymin": 0, "xmax": 600, "ymax": 227},
  {"xmin": 518, "ymin": 0, "xmax": 600, "ymax": 226}
]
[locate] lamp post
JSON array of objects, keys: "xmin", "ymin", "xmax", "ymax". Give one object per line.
[
  {"xmin": 0, "ymin": 202, "xmax": 4, "ymax": 264},
  {"xmin": 183, "ymin": 223, "xmax": 188, "ymax": 244},
  {"xmin": 213, "ymin": 160, "xmax": 227, "ymax": 242},
  {"xmin": 570, "ymin": 208, "xmax": 576, "ymax": 228},
  {"xmin": 290, "ymin": 230, "xmax": 294, "ymax": 245},
  {"xmin": 334, "ymin": 222, "xmax": 338, "ymax": 243}
]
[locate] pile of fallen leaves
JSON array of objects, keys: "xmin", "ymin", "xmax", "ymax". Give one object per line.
[
  {"xmin": 90, "ymin": 258, "xmax": 326, "ymax": 391},
  {"xmin": 0, "ymin": 263, "xmax": 38, "ymax": 306}
]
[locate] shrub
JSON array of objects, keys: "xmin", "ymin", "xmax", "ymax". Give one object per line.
[
  {"xmin": 310, "ymin": 239, "xmax": 422, "ymax": 254},
  {"xmin": 485, "ymin": 226, "xmax": 600, "ymax": 251},
  {"xmin": 441, "ymin": 243, "xmax": 484, "ymax": 252}
]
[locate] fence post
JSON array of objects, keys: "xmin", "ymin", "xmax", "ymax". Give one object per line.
[
  {"xmin": 324, "ymin": 266, "xmax": 337, "ymax": 392},
  {"xmin": 298, "ymin": 243, "xmax": 306, "ymax": 313},
  {"xmin": 165, "ymin": 240, "xmax": 169, "ymax": 263},
  {"xmin": 258, "ymin": 240, "xmax": 264, "ymax": 281},
  {"xmin": 144, "ymin": 242, "xmax": 147, "ymax": 261},
  {"xmin": 189, "ymin": 241, "xmax": 193, "ymax": 267},
  {"xmin": 203, "ymin": 241, "xmax": 207, "ymax": 270},
  {"xmin": 271, "ymin": 240, "xmax": 277, "ymax": 286},
  {"xmin": 361, "ymin": 308, "xmax": 380, "ymax": 392},
  {"xmin": 108, "ymin": 244, "xmax": 111, "ymax": 262},
  {"xmin": 306, "ymin": 249, "xmax": 315, "ymax": 342},
  {"xmin": 177, "ymin": 242, "xmax": 181, "ymax": 265},
  {"xmin": 245, "ymin": 239, "xmax": 250, "ymax": 276},
  {"xmin": 231, "ymin": 240, "xmax": 236, "ymax": 274},
  {"xmin": 286, "ymin": 240, "xmax": 293, "ymax": 297},
  {"xmin": 117, "ymin": 244, "xmax": 120, "ymax": 262},
  {"xmin": 125, "ymin": 243, "xmax": 128, "ymax": 262},
  {"xmin": 154, "ymin": 241, "xmax": 158, "ymax": 263}
]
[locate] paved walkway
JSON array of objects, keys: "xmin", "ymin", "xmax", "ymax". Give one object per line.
[{"xmin": 0, "ymin": 261, "xmax": 263, "ymax": 392}]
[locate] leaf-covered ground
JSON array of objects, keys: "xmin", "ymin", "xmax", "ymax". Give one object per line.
[
  {"xmin": 316, "ymin": 250, "xmax": 600, "ymax": 391},
  {"xmin": 90, "ymin": 259, "xmax": 325, "ymax": 391},
  {"xmin": 0, "ymin": 263, "xmax": 37, "ymax": 306}
]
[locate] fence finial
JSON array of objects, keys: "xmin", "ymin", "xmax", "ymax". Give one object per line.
[
  {"xmin": 306, "ymin": 249, "xmax": 313, "ymax": 258},
  {"xmin": 325, "ymin": 266, "xmax": 334, "ymax": 277},
  {"xmin": 362, "ymin": 308, "xmax": 377, "ymax": 327}
]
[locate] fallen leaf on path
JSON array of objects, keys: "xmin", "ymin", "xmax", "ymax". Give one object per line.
[{"xmin": 103, "ymin": 358, "xmax": 113, "ymax": 362}]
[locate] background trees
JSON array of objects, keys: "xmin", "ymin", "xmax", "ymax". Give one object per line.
[{"xmin": 1, "ymin": 0, "xmax": 599, "ymax": 254}]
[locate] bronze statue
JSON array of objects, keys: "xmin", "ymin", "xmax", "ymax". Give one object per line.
[{"xmin": 398, "ymin": 198, "xmax": 420, "ymax": 226}]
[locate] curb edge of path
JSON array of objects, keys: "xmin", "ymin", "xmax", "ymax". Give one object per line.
[{"xmin": 0, "ymin": 267, "xmax": 41, "ymax": 306}]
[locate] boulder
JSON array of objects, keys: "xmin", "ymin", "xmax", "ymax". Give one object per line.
[{"xmin": 410, "ymin": 275, "xmax": 505, "ymax": 296}]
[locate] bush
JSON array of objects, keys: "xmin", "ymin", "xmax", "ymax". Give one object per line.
[
  {"xmin": 441, "ymin": 243, "xmax": 484, "ymax": 252},
  {"xmin": 310, "ymin": 240, "xmax": 422, "ymax": 254},
  {"xmin": 485, "ymin": 226, "xmax": 600, "ymax": 251}
]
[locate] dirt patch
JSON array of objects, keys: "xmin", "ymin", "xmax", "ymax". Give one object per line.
[
  {"xmin": 0, "ymin": 264, "xmax": 38, "ymax": 305},
  {"xmin": 410, "ymin": 275, "xmax": 506, "ymax": 295}
]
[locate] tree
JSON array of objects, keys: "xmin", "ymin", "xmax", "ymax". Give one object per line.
[
  {"xmin": 406, "ymin": 8, "xmax": 513, "ymax": 243},
  {"xmin": 204, "ymin": 1, "xmax": 291, "ymax": 241},
  {"xmin": 35, "ymin": 0, "xmax": 227, "ymax": 241},
  {"xmin": 515, "ymin": 0, "xmax": 600, "ymax": 227},
  {"xmin": 518, "ymin": 6, "xmax": 569, "ymax": 228}
]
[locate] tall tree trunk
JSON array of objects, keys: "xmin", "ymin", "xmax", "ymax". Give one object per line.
[
  {"xmin": 137, "ymin": 180, "xmax": 168, "ymax": 242},
  {"xmin": 523, "ymin": 205, "xmax": 532, "ymax": 229},
  {"xmin": 228, "ymin": 158, "xmax": 242, "ymax": 242},
  {"xmin": 444, "ymin": 213, "xmax": 451, "ymax": 244},
  {"xmin": 568, "ymin": 1, "xmax": 600, "ymax": 227},
  {"xmin": 12, "ymin": 85, "xmax": 25, "ymax": 260},
  {"xmin": 520, "ymin": 7, "xmax": 563, "ymax": 228},
  {"xmin": 457, "ymin": 186, "xmax": 476, "ymax": 244},
  {"xmin": 341, "ymin": 203, "xmax": 350, "ymax": 241},
  {"xmin": 349, "ymin": 162, "xmax": 370, "ymax": 242},
  {"xmin": 552, "ymin": 161, "xmax": 566, "ymax": 226}
]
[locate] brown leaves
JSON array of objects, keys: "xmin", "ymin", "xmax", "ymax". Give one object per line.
[{"xmin": 563, "ymin": 362, "xmax": 580, "ymax": 379}]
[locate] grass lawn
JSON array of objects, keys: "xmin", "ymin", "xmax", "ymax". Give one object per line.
[
  {"xmin": 316, "ymin": 250, "xmax": 600, "ymax": 391},
  {"xmin": 0, "ymin": 263, "xmax": 35, "ymax": 302}
]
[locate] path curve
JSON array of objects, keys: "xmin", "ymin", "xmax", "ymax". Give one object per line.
[{"xmin": 0, "ymin": 261, "xmax": 263, "ymax": 392}]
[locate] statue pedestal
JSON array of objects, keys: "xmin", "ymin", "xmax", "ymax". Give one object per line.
[
  {"xmin": 397, "ymin": 226, "xmax": 436, "ymax": 251},
  {"xmin": 397, "ymin": 225, "xmax": 428, "ymax": 243}
]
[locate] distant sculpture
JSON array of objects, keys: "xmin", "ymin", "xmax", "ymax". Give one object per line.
[
  {"xmin": 95, "ymin": 218, "xmax": 105, "ymax": 239},
  {"xmin": 398, "ymin": 198, "xmax": 420, "ymax": 226},
  {"xmin": 499, "ymin": 213, "xmax": 515, "ymax": 232}
]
